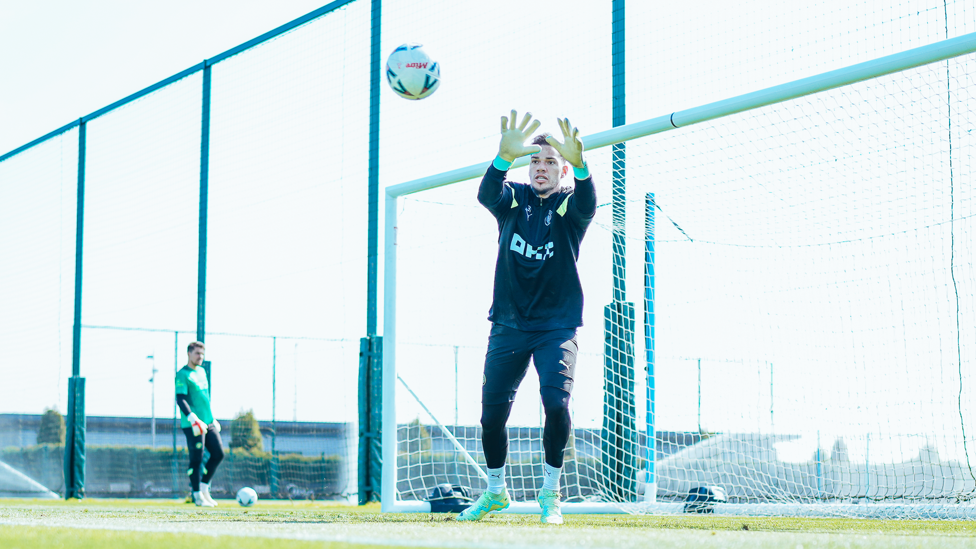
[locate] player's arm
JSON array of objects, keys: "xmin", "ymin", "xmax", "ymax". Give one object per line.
[
  {"xmin": 478, "ymin": 110, "xmax": 541, "ymax": 209},
  {"xmin": 547, "ymin": 118, "xmax": 596, "ymax": 222},
  {"xmin": 175, "ymin": 394, "xmax": 218, "ymax": 434},
  {"xmin": 176, "ymin": 377, "xmax": 208, "ymax": 436},
  {"xmin": 176, "ymin": 394, "xmax": 192, "ymax": 417}
]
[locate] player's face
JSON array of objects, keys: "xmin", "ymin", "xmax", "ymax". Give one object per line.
[
  {"xmin": 529, "ymin": 145, "xmax": 568, "ymax": 199},
  {"xmin": 188, "ymin": 347, "xmax": 205, "ymax": 367}
]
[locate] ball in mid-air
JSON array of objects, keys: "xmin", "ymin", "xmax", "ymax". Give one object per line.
[
  {"xmin": 386, "ymin": 43, "xmax": 440, "ymax": 100},
  {"xmin": 236, "ymin": 486, "xmax": 258, "ymax": 507}
]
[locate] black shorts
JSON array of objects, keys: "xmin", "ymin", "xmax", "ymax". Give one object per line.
[{"xmin": 482, "ymin": 323, "xmax": 578, "ymax": 406}]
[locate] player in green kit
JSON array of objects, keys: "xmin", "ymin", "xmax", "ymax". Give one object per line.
[{"xmin": 175, "ymin": 341, "xmax": 224, "ymax": 507}]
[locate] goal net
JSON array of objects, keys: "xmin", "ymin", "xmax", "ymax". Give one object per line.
[{"xmin": 383, "ymin": 35, "xmax": 976, "ymax": 518}]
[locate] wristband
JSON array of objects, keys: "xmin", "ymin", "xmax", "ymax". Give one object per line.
[
  {"xmin": 493, "ymin": 156, "xmax": 513, "ymax": 171},
  {"xmin": 573, "ymin": 161, "xmax": 590, "ymax": 180}
]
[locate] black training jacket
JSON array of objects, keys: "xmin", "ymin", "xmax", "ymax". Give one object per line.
[{"xmin": 477, "ymin": 163, "xmax": 596, "ymax": 331}]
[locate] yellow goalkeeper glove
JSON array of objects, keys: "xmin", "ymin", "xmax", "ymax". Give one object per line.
[
  {"xmin": 497, "ymin": 110, "xmax": 542, "ymax": 162},
  {"xmin": 545, "ymin": 117, "xmax": 585, "ymax": 169}
]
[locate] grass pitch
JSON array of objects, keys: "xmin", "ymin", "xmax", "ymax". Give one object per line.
[{"xmin": 2, "ymin": 498, "xmax": 976, "ymax": 548}]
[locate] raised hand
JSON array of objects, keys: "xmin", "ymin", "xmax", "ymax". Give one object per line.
[
  {"xmin": 545, "ymin": 117, "xmax": 584, "ymax": 169},
  {"xmin": 498, "ymin": 110, "xmax": 542, "ymax": 162}
]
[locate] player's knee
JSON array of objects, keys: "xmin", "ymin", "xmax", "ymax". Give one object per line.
[
  {"xmin": 209, "ymin": 444, "xmax": 225, "ymax": 463},
  {"xmin": 481, "ymin": 412, "xmax": 503, "ymax": 434},
  {"xmin": 540, "ymin": 387, "xmax": 571, "ymax": 416},
  {"xmin": 480, "ymin": 403, "xmax": 509, "ymax": 434}
]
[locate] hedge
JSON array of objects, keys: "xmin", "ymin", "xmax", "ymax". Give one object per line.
[{"xmin": 1, "ymin": 445, "xmax": 346, "ymax": 500}]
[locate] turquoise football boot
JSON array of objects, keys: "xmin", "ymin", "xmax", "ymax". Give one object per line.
[
  {"xmin": 455, "ymin": 488, "xmax": 510, "ymax": 521},
  {"xmin": 537, "ymin": 488, "xmax": 563, "ymax": 524}
]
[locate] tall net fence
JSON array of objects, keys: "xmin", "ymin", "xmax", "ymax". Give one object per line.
[
  {"xmin": 626, "ymin": 53, "xmax": 976, "ymax": 512},
  {"xmin": 0, "ymin": 131, "xmax": 78, "ymax": 498},
  {"xmin": 0, "ymin": 1, "xmax": 369, "ymax": 500}
]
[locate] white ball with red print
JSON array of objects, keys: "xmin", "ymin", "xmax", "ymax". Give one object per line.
[{"xmin": 386, "ymin": 43, "xmax": 441, "ymax": 100}]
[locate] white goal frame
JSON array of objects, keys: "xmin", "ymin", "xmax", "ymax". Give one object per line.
[{"xmin": 382, "ymin": 32, "xmax": 976, "ymax": 516}]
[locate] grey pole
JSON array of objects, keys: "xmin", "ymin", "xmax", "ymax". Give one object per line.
[{"xmin": 148, "ymin": 354, "xmax": 157, "ymax": 448}]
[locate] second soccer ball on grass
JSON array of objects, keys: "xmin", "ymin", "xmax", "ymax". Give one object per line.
[{"xmin": 236, "ymin": 487, "xmax": 258, "ymax": 507}]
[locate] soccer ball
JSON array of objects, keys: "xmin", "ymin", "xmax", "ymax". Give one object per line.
[
  {"xmin": 236, "ymin": 486, "xmax": 258, "ymax": 507},
  {"xmin": 386, "ymin": 43, "xmax": 440, "ymax": 100}
]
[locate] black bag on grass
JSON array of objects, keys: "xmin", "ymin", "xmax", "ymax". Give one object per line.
[{"xmin": 427, "ymin": 483, "xmax": 474, "ymax": 513}]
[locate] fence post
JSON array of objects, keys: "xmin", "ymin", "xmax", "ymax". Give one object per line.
[
  {"xmin": 358, "ymin": 335, "xmax": 382, "ymax": 503},
  {"xmin": 64, "ymin": 377, "xmax": 86, "ymax": 499},
  {"xmin": 271, "ymin": 337, "xmax": 279, "ymax": 498},
  {"xmin": 600, "ymin": 0, "xmax": 639, "ymax": 502},
  {"xmin": 196, "ymin": 62, "xmax": 211, "ymax": 343},
  {"xmin": 172, "ymin": 331, "xmax": 180, "ymax": 495},
  {"xmin": 64, "ymin": 118, "xmax": 87, "ymax": 500},
  {"xmin": 360, "ymin": 0, "xmax": 383, "ymax": 506}
]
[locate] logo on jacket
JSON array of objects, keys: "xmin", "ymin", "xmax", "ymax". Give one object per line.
[
  {"xmin": 525, "ymin": 204, "xmax": 533, "ymax": 220},
  {"xmin": 510, "ymin": 232, "xmax": 554, "ymax": 260},
  {"xmin": 545, "ymin": 210, "xmax": 553, "ymax": 226}
]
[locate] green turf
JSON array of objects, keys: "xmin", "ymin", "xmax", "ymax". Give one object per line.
[
  {"xmin": 2, "ymin": 498, "xmax": 976, "ymax": 548},
  {"xmin": 0, "ymin": 525, "xmax": 405, "ymax": 549}
]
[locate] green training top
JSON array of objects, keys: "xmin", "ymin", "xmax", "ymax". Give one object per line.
[{"xmin": 175, "ymin": 365, "xmax": 213, "ymax": 429}]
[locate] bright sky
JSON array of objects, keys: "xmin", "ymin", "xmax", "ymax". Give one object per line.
[{"xmin": 0, "ymin": 1, "xmax": 327, "ymax": 156}]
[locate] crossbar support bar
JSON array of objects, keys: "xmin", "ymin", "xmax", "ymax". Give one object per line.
[{"xmin": 386, "ymin": 31, "xmax": 976, "ymax": 199}]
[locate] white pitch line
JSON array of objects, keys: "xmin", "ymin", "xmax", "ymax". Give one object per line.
[
  {"xmin": 0, "ymin": 515, "xmax": 664, "ymax": 549},
  {"xmin": 5, "ymin": 515, "xmax": 976, "ymax": 549}
]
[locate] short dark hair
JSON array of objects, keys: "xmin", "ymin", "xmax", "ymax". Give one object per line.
[
  {"xmin": 531, "ymin": 134, "xmax": 564, "ymax": 163},
  {"xmin": 531, "ymin": 133, "xmax": 551, "ymax": 146},
  {"xmin": 187, "ymin": 341, "xmax": 205, "ymax": 353}
]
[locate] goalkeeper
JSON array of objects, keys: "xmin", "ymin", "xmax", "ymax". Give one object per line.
[
  {"xmin": 176, "ymin": 341, "xmax": 224, "ymax": 507},
  {"xmin": 457, "ymin": 111, "xmax": 596, "ymax": 525}
]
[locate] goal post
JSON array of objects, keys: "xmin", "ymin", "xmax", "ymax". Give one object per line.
[{"xmin": 382, "ymin": 32, "xmax": 976, "ymax": 516}]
